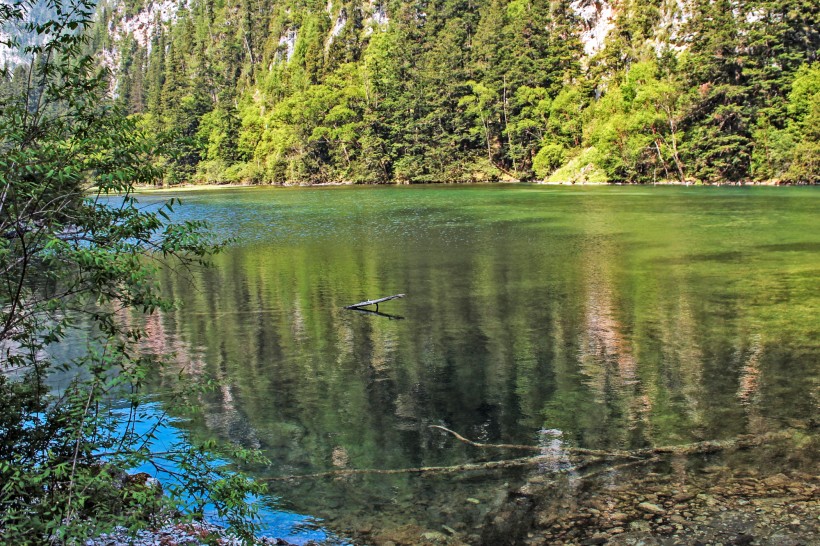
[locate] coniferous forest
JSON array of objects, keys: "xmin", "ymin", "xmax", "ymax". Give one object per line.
[{"xmin": 86, "ymin": 0, "xmax": 818, "ymax": 185}]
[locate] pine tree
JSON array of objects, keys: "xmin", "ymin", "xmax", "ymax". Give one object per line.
[
  {"xmin": 679, "ymin": 0, "xmax": 752, "ymax": 182},
  {"xmin": 145, "ymin": 27, "xmax": 167, "ymax": 120}
]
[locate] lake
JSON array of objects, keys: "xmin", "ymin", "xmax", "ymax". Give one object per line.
[{"xmin": 137, "ymin": 185, "xmax": 818, "ymax": 544}]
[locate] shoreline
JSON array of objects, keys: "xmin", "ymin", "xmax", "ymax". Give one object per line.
[
  {"xmin": 86, "ymin": 520, "xmax": 302, "ymax": 546},
  {"xmin": 132, "ymin": 179, "xmax": 812, "ymax": 193}
]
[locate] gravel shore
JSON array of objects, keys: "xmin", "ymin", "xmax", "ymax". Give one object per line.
[{"xmin": 85, "ymin": 521, "xmax": 301, "ymax": 546}]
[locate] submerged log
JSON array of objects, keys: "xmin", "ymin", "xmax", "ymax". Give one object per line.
[
  {"xmin": 430, "ymin": 425, "xmax": 793, "ymax": 459},
  {"xmin": 260, "ymin": 454, "xmax": 666, "ymax": 483},
  {"xmin": 429, "ymin": 425, "xmax": 638, "ymax": 459},
  {"xmin": 344, "ymin": 293, "xmax": 405, "ymax": 310},
  {"xmin": 260, "ymin": 428, "xmax": 796, "ymax": 482},
  {"xmin": 260, "ymin": 455, "xmax": 555, "ymax": 482}
]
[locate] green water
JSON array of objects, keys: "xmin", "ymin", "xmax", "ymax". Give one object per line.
[{"xmin": 142, "ymin": 185, "xmax": 818, "ymax": 541}]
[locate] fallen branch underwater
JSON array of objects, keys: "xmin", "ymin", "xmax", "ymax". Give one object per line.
[
  {"xmin": 260, "ymin": 428, "xmax": 794, "ymax": 482},
  {"xmin": 261, "ymin": 454, "xmax": 664, "ymax": 483},
  {"xmin": 261, "ymin": 456, "xmax": 551, "ymax": 482},
  {"xmin": 429, "ymin": 425, "xmax": 638, "ymax": 459},
  {"xmin": 429, "ymin": 425, "xmax": 793, "ymax": 459}
]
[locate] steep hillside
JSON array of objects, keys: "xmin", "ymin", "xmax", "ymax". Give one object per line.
[{"xmin": 14, "ymin": 0, "xmax": 820, "ymax": 184}]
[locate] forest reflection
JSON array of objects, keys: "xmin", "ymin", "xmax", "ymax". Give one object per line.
[{"xmin": 128, "ymin": 186, "xmax": 817, "ymax": 537}]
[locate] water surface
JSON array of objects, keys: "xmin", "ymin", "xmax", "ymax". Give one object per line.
[{"xmin": 138, "ymin": 185, "xmax": 818, "ymax": 542}]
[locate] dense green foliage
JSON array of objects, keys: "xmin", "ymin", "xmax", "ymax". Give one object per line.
[
  {"xmin": 100, "ymin": 0, "xmax": 818, "ymax": 184},
  {"xmin": 0, "ymin": 1, "xmax": 264, "ymax": 542}
]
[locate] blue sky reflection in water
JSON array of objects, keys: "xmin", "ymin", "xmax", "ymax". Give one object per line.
[
  {"xmin": 117, "ymin": 402, "xmax": 339, "ymax": 545},
  {"xmin": 129, "ymin": 185, "xmax": 819, "ymax": 538}
]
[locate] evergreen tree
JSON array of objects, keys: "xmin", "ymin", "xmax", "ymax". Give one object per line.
[{"xmin": 679, "ymin": 0, "xmax": 752, "ymax": 182}]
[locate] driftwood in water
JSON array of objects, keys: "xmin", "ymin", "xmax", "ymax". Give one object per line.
[
  {"xmin": 430, "ymin": 425, "xmax": 793, "ymax": 459},
  {"xmin": 260, "ymin": 455, "xmax": 551, "ymax": 482},
  {"xmin": 429, "ymin": 425, "xmax": 640, "ymax": 459},
  {"xmin": 260, "ymin": 454, "xmax": 663, "ymax": 483},
  {"xmin": 260, "ymin": 428, "xmax": 794, "ymax": 482},
  {"xmin": 344, "ymin": 293, "xmax": 405, "ymax": 310}
]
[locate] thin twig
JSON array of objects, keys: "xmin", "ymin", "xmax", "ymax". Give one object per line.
[
  {"xmin": 429, "ymin": 426, "xmax": 793, "ymax": 459},
  {"xmin": 429, "ymin": 425, "xmax": 640, "ymax": 459}
]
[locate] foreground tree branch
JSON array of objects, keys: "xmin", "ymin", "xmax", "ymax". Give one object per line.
[{"xmin": 0, "ymin": 2, "xmax": 262, "ymax": 542}]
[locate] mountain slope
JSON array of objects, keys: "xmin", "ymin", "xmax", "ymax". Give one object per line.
[{"xmin": 7, "ymin": 0, "xmax": 819, "ymax": 184}]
